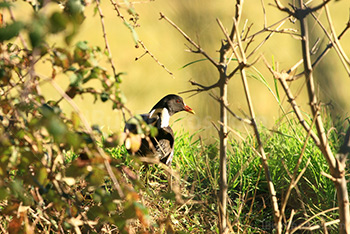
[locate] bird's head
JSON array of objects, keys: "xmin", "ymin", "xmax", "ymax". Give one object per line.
[{"xmin": 149, "ymin": 94, "xmax": 195, "ymax": 128}]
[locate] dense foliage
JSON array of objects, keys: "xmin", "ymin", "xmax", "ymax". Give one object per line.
[{"xmin": 0, "ymin": 0, "xmax": 148, "ymax": 233}]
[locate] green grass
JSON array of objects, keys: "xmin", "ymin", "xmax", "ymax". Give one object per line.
[{"xmin": 105, "ymin": 116, "xmax": 348, "ymax": 233}]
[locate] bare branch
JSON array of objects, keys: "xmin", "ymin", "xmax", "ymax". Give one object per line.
[
  {"xmin": 263, "ymin": 57, "xmax": 321, "ymax": 145},
  {"xmin": 312, "ymin": 15, "xmax": 350, "ymax": 70},
  {"xmin": 285, "ymin": 209, "xmax": 296, "ymax": 233},
  {"xmin": 210, "ymin": 93, "xmax": 252, "ymax": 125},
  {"xmin": 273, "ymin": 0, "xmax": 295, "ymax": 15},
  {"xmin": 159, "ymin": 12, "xmax": 219, "ymax": 68},
  {"xmin": 6, "ymin": 2, "xmax": 28, "ymax": 50},
  {"xmin": 261, "ymin": 0, "xmax": 267, "ymax": 28},
  {"xmin": 220, "ymin": 8, "xmax": 282, "ymax": 232},
  {"xmin": 323, "ymin": 3, "xmax": 350, "ymax": 75},
  {"xmin": 337, "ymin": 127, "xmax": 350, "ymax": 164},
  {"xmin": 137, "ymin": 40, "xmax": 174, "ymax": 78},
  {"xmin": 180, "ymin": 80, "xmax": 219, "ymax": 95},
  {"xmin": 96, "ymin": 0, "xmax": 118, "ymax": 78},
  {"xmin": 298, "ymin": 219, "xmax": 339, "ymax": 232},
  {"xmin": 293, "ymin": 13, "xmax": 350, "ymax": 79}
]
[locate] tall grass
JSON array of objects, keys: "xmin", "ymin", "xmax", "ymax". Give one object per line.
[{"xmin": 107, "ymin": 116, "xmax": 347, "ymax": 233}]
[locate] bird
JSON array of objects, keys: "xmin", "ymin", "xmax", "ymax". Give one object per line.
[{"xmin": 124, "ymin": 94, "xmax": 195, "ymax": 166}]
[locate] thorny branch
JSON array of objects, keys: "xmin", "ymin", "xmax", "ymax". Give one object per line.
[
  {"xmin": 273, "ymin": 0, "xmax": 331, "ymax": 16},
  {"xmin": 323, "ymin": 3, "xmax": 350, "ymax": 74},
  {"xmin": 271, "ymin": 0, "xmax": 350, "ymax": 232}
]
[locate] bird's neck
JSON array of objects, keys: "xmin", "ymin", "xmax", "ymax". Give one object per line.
[{"xmin": 149, "ymin": 108, "xmax": 170, "ymax": 128}]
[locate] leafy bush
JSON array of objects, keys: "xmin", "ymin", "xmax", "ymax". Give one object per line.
[{"xmin": 0, "ymin": 1, "xmax": 144, "ymax": 233}]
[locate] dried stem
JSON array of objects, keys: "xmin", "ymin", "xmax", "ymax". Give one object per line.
[{"xmin": 219, "ymin": 14, "xmax": 282, "ymax": 233}]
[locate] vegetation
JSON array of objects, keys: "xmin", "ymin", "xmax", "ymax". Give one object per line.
[
  {"xmin": 105, "ymin": 115, "xmax": 347, "ymax": 233},
  {"xmin": 1, "ymin": 0, "xmax": 350, "ymax": 233}
]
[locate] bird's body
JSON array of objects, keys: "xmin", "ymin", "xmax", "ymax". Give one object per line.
[{"xmin": 124, "ymin": 94, "xmax": 194, "ymax": 166}]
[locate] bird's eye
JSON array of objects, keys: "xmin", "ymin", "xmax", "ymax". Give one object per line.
[{"xmin": 176, "ymin": 99, "xmax": 180, "ymax": 103}]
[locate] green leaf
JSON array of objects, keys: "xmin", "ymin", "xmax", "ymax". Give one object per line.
[
  {"xmin": 123, "ymin": 21, "xmax": 138, "ymax": 45},
  {"xmin": 71, "ymin": 112, "xmax": 80, "ymax": 130},
  {"xmin": 181, "ymin": 58, "xmax": 208, "ymax": 69},
  {"xmin": 65, "ymin": 0, "xmax": 85, "ymax": 16},
  {"xmin": 161, "ymin": 192, "xmax": 176, "ymax": 200},
  {"xmin": 76, "ymin": 41, "xmax": 89, "ymax": 51},
  {"xmin": 0, "ymin": 2, "xmax": 12, "ymax": 8},
  {"xmin": 100, "ymin": 92, "xmax": 109, "ymax": 102},
  {"xmin": 273, "ymin": 77, "xmax": 280, "ymax": 103},
  {"xmin": 37, "ymin": 167, "xmax": 48, "ymax": 186},
  {"xmin": 29, "ymin": 25, "xmax": 44, "ymax": 48},
  {"xmin": 49, "ymin": 11, "xmax": 68, "ymax": 34},
  {"xmin": 47, "ymin": 117, "xmax": 67, "ymax": 140},
  {"xmin": 150, "ymin": 126, "xmax": 158, "ymax": 137},
  {"xmin": 115, "ymin": 72, "xmax": 126, "ymax": 83},
  {"xmin": 0, "ymin": 21, "xmax": 24, "ymax": 42},
  {"xmin": 0, "ymin": 187, "xmax": 9, "ymax": 200},
  {"xmin": 69, "ymin": 73, "xmax": 83, "ymax": 87},
  {"xmin": 66, "ymin": 132, "xmax": 82, "ymax": 150},
  {"xmin": 89, "ymin": 168, "xmax": 105, "ymax": 186}
]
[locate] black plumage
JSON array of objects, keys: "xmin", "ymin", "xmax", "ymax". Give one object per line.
[{"xmin": 124, "ymin": 94, "xmax": 194, "ymax": 166}]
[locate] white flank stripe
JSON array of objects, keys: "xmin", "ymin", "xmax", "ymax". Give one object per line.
[{"xmin": 160, "ymin": 108, "xmax": 170, "ymax": 128}]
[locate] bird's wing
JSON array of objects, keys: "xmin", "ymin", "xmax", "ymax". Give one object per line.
[
  {"xmin": 153, "ymin": 126, "xmax": 174, "ymax": 165},
  {"xmin": 124, "ymin": 113, "xmax": 159, "ymax": 134}
]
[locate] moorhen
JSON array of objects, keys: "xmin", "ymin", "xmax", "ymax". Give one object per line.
[{"xmin": 124, "ymin": 94, "xmax": 194, "ymax": 166}]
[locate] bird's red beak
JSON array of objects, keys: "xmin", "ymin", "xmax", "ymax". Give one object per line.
[{"xmin": 184, "ymin": 105, "xmax": 195, "ymax": 114}]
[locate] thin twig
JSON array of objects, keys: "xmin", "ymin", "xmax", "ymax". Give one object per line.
[
  {"xmin": 96, "ymin": 0, "xmax": 118, "ymax": 78},
  {"xmin": 263, "ymin": 57, "xmax": 320, "ymax": 145},
  {"xmin": 180, "ymin": 80, "xmax": 219, "ymax": 95},
  {"xmin": 323, "ymin": 3, "xmax": 350, "ymax": 75},
  {"xmin": 290, "ymin": 207, "xmax": 339, "ymax": 234},
  {"xmin": 285, "ymin": 209, "xmax": 296, "ymax": 234},
  {"xmin": 159, "ymin": 12, "xmax": 219, "ymax": 68},
  {"xmin": 210, "ymin": 93, "xmax": 252, "ymax": 125},
  {"xmin": 137, "ymin": 40, "xmax": 174, "ymax": 78}
]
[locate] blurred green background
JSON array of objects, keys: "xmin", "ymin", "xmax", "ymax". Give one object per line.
[{"xmin": 10, "ymin": 0, "xmax": 350, "ymax": 139}]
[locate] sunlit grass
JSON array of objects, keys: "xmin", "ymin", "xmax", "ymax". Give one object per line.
[{"xmin": 105, "ymin": 116, "xmax": 345, "ymax": 233}]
